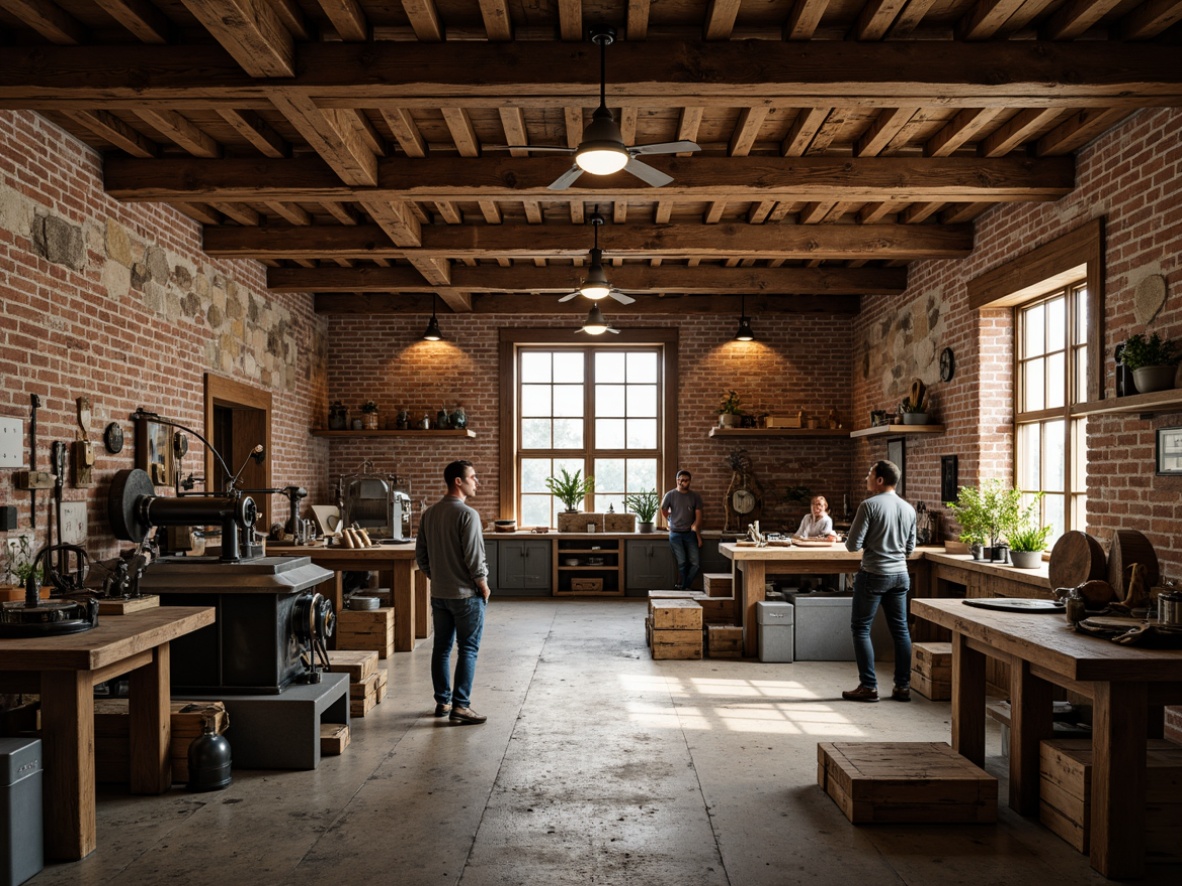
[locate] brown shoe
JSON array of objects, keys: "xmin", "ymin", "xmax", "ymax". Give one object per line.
[
  {"xmin": 842, "ymin": 685, "xmax": 879, "ymax": 702},
  {"xmin": 434, "ymin": 703, "xmax": 452, "ymax": 717},
  {"xmin": 891, "ymin": 686, "xmax": 911, "ymax": 702},
  {"xmin": 449, "ymin": 706, "xmax": 487, "ymax": 725}
]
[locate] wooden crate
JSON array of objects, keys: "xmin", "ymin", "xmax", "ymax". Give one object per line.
[
  {"xmin": 703, "ymin": 573, "xmax": 733, "ymax": 597},
  {"xmin": 692, "ymin": 593, "xmax": 737, "ymax": 625},
  {"xmin": 94, "ymin": 700, "xmax": 229, "ymax": 785},
  {"xmin": 336, "ymin": 607, "xmax": 395, "ymax": 659},
  {"xmin": 375, "ymin": 666, "xmax": 388, "ymax": 702},
  {"xmin": 650, "ymin": 599, "xmax": 702, "ymax": 631},
  {"xmin": 350, "ymin": 672, "xmax": 378, "ymax": 701},
  {"xmin": 320, "ymin": 722, "xmax": 350, "ymax": 755},
  {"xmin": 326, "ymin": 649, "xmax": 379, "ymax": 682},
  {"xmin": 350, "ymin": 693, "xmax": 377, "ymax": 718},
  {"xmin": 647, "ymin": 590, "xmax": 698, "ymax": 600},
  {"xmin": 707, "ymin": 625, "xmax": 743, "ymax": 658},
  {"xmin": 911, "ymin": 641, "xmax": 952, "ymax": 700},
  {"xmin": 570, "ymin": 577, "xmax": 604, "ymax": 592},
  {"xmin": 652, "ymin": 629, "xmax": 702, "ymax": 660},
  {"xmin": 818, "ymin": 742, "xmax": 997, "ymax": 824},
  {"xmin": 1040, "ymin": 739, "xmax": 1182, "ymax": 858},
  {"xmin": 644, "ymin": 615, "xmax": 652, "ymax": 648}
]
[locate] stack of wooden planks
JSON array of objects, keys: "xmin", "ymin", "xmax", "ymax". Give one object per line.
[
  {"xmin": 336, "ymin": 607, "xmax": 395, "ymax": 659},
  {"xmin": 326, "ymin": 649, "xmax": 388, "ymax": 719}
]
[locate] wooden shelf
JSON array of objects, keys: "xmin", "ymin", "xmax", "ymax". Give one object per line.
[
  {"xmin": 1073, "ymin": 388, "xmax": 1182, "ymax": 417},
  {"xmin": 310, "ymin": 429, "xmax": 476, "ymax": 438},
  {"xmin": 849, "ymin": 424, "xmax": 946, "ymax": 439},
  {"xmin": 709, "ymin": 427, "xmax": 849, "ymax": 438}
]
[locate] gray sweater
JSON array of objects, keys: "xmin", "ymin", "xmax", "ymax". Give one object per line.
[
  {"xmin": 415, "ymin": 496, "xmax": 488, "ymax": 599},
  {"xmin": 844, "ymin": 490, "xmax": 916, "ymax": 575}
]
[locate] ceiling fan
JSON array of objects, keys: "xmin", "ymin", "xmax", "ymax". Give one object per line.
[
  {"xmin": 489, "ymin": 26, "xmax": 700, "ymax": 190},
  {"xmin": 575, "ymin": 304, "xmax": 621, "ymax": 335},
  {"xmin": 559, "ymin": 209, "xmax": 635, "ymax": 305}
]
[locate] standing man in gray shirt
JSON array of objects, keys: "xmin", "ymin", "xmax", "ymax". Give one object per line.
[
  {"xmin": 416, "ymin": 460, "xmax": 491, "ymax": 725},
  {"xmin": 842, "ymin": 460, "xmax": 916, "ymax": 703},
  {"xmin": 660, "ymin": 469, "xmax": 703, "ymax": 590}
]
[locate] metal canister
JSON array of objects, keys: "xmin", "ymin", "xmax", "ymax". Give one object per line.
[
  {"xmin": 1065, "ymin": 589, "xmax": 1087, "ymax": 626},
  {"xmin": 1157, "ymin": 590, "xmax": 1182, "ymax": 626}
]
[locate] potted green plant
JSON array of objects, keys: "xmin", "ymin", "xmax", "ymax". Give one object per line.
[
  {"xmin": 1007, "ymin": 521, "xmax": 1052, "ymax": 569},
  {"xmin": 718, "ymin": 390, "xmax": 743, "ymax": 428},
  {"xmin": 359, "ymin": 400, "xmax": 379, "ymax": 430},
  {"xmin": 545, "ymin": 468, "xmax": 594, "ymax": 513},
  {"xmin": 1120, "ymin": 332, "xmax": 1180, "ymax": 393},
  {"xmin": 946, "ymin": 480, "xmax": 1024, "ymax": 560},
  {"xmin": 623, "ymin": 489, "xmax": 660, "ymax": 533}
]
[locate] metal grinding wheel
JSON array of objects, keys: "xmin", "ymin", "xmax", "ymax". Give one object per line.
[
  {"xmin": 108, "ymin": 468, "xmax": 155, "ymax": 542},
  {"xmin": 293, "ymin": 591, "xmax": 335, "ymax": 682},
  {"xmin": 0, "ymin": 579, "xmax": 99, "ymax": 637}
]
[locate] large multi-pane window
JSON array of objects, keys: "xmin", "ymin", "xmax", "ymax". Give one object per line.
[
  {"xmin": 1015, "ymin": 282, "xmax": 1088, "ymax": 544},
  {"xmin": 518, "ymin": 348, "xmax": 662, "ymax": 528}
]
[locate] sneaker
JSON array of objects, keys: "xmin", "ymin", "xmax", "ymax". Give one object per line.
[
  {"xmin": 891, "ymin": 686, "xmax": 911, "ymax": 702},
  {"xmin": 434, "ymin": 703, "xmax": 452, "ymax": 718},
  {"xmin": 841, "ymin": 685, "xmax": 879, "ymax": 702},
  {"xmin": 449, "ymin": 706, "xmax": 487, "ymax": 725}
]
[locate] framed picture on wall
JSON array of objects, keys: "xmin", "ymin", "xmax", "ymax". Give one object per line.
[
  {"xmin": 1156, "ymin": 427, "xmax": 1182, "ymax": 475},
  {"xmin": 941, "ymin": 455, "xmax": 959, "ymax": 504},
  {"xmin": 887, "ymin": 437, "xmax": 905, "ymax": 499},
  {"xmin": 136, "ymin": 418, "xmax": 173, "ymax": 487}
]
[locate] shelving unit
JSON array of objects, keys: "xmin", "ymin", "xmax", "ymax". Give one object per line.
[
  {"xmin": 553, "ymin": 538, "xmax": 623, "ymax": 596},
  {"xmin": 708, "ymin": 427, "xmax": 849, "ymax": 438},
  {"xmin": 310, "ymin": 429, "xmax": 476, "ymax": 438},
  {"xmin": 1073, "ymin": 388, "xmax": 1182, "ymax": 417},
  {"xmin": 849, "ymin": 424, "xmax": 946, "ymax": 439}
]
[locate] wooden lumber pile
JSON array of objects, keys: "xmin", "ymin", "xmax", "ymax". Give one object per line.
[{"xmin": 336, "ymin": 607, "xmax": 395, "ymax": 659}]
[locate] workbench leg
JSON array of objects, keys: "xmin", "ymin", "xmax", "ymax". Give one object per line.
[
  {"xmin": 1090, "ymin": 681, "xmax": 1147, "ymax": 879},
  {"xmin": 950, "ymin": 633, "xmax": 986, "ymax": 767},
  {"xmin": 129, "ymin": 644, "xmax": 172, "ymax": 794},
  {"xmin": 393, "ymin": 562, "xmax": 416, "ymax": 651},
  {"xmin": 40, "ymin": 670, "xmax": 95, "ymax": 861},
  {"xmin": 1009, "ymin": 659, "xmax": 1053, "ymax": 814},
  {"xmin": 740, "ymin": 561, "xmax": 765, "ymax": 659},
  {"xmin": 415, "ymin": 569, "xmax": 431, "ymax": 639}
]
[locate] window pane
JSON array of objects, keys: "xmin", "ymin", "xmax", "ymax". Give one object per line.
[
  {"xmin": 1075, "ymin": 288, "xmax": 1088, "ymax": 341},
  {"xmin": 521, "ymin": 384, "xmax": 551, "ymax": 416},
  {"xmin": 627, "ymin": 418, "xmax": 658, "ymax": 449},
  {"xmin": 521, "ymin": 418, "xmax": 551, "ymax": 449},
  {"xmin": 1017, "ymin": 424, "xmax": 1041, "ymax": 489},
  {"xmin": 1023, "ymin": 358, "xmax": 1045, "ymax": 411},
  {"xmin": 521, "ymin": 351, "xmax": 551, "ymax": 382},
  {"xmin": 1024, "ymin": 304, "xmax": 1045, "ymax": 356},
  {"xmin": 596, "ymin": 384, "xmax": 626, "ymax": 417},
  {"xmin": 1044, "ymin": 419, "xmax": 1065, "ymax": 493},
  {"xmin": 1046, "ymin": 353, "xmax": 1065, "ymax": 409},
  {"xmin": 1071, "ymin": 494, "xmax": 1087, "ymax": 533},
  {"xmin": 596, "ymin": 418, "xmax": 625, "ymax": 448},
  {"xmin": 626, "ymin": 459, "xmax": 658, "ymax": 492},
  {"xmin": 553, "ymin": 351, "xmax": 583, "ymax": 383},
  {"xmin": 593, "ymin": 458, "xmax": 625, "ymax": 493},
  {"xmin": 521, "ymin": 459, "xmax": 552, "ymax": 493},
  {"xmin": 554, "ymin": 457, "xmax": 584, "ymax": 480},
  {"xmin": 553, "ymin": 419, "xmax": 583, "ymax": 448},
  {"xmin": 1044, "ymin": 493, "xmax": 1065, "ymax": 544},
  {"xmin": 553, "ymin": 384, "xmax": 583, "ymax": 417},
  {"xmin": 1071, "ymin": 419, "xmax": 1088, "ymax": 490},
  {"xmin": 1075, "ymin": 347, "xmax": 1088, "ymax": 405},
  {"xmin": 627, "ymin": 352, "xmax": 658, "ymax": 383},
  {"xmin": 1046, "ymin": 296, "xmax": 1066, "ymax": 351},
  {"xmin": 595, "ymin": 351, "xmax": 625, "ymax": 382},
  {"xmin": 521, "ymin": 494, "xmax": 552, "ymax": 528},
  {"xmin": 627, "ymin": 384, "xmax": 657, "ymax": 417}
]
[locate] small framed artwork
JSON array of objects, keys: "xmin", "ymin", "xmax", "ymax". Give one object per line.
[
  {"xmin": 886, "ymin": 437, "xmax": 905, "ymax": 499},
  {"xmin": 941, "ymin": 455, "xmax": 959, "ymax": 503},
  {"xmin": 136, "ymin": 419, "xmax": 174, "ymax": 487},
  {"xmin": 1156, "ymin": 427, "xmax": 1182, "ymax": 475}
]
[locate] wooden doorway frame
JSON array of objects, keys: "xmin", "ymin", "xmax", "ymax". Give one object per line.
[{"xmin": 204, "ymin": 374, "xmax": 272, "ymax": 529}]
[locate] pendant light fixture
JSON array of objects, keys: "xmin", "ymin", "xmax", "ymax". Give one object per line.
[
  {"xmin": 422, "ymin": 295, "xmax": 443, "ymax": 341},
  {"xmin": 574, "ymin": 29, "xmax": 630, "ymax": 176},
  {"xmin": 577, "ymin": 303, "xmax": 621, "ymax": 336},
  {"xmin": 734, "ymin": 293, "xmax": 755, "ymax": 342}
]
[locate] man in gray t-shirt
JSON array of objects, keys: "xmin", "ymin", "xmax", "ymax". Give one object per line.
[
  {"xmin": 660, "ymin": 469, "xmax": 703, "ymax": 590},
  {"xmin": 842, "ymin": 460, "xmax": 916, "ymax": 703}
]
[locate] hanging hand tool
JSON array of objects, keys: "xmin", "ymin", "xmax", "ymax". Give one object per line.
[
  {"xmin": 51, "ymin": 441, "xmax": 67, "ymax": 579},
  {"xmin": 29, "ymin": 394, "xmax": 39, "ymax": 528}
]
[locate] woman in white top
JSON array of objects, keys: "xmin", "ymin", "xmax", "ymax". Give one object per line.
[{"xmin": 794, "ymin": 495, "xmax": 838, "ymax": 541}]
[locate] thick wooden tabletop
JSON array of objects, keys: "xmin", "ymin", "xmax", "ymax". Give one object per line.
[
  {"xmin": 912, "ymin": 598, "xmax": 1182, "ymax": 683},
  {"xmin": 0, "ymin": 605, "xmax": 214, "ymax": 672},
  {"xmin": 279, "ymin": 543, "xmax": 418, "ymax": 562}
]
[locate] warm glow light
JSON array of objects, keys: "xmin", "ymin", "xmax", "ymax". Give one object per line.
[
  {"xmin": 579, "ymin": 282, "xmax": 612, "ymax": 300},
  {"xmin": 575, "ymin": 146, "xmax": 629, "ymax": 175},
  {"xmin": 580, "ymin": 304, "xmax": 611, "ymax": 335}
]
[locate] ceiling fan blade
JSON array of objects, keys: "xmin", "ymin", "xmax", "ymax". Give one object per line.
[
  {"xmin": 630, "ymin": 140, "xmax": 701, "ymax": 156},
  {"xmin": 623, "ymin": 158, "xmax": 673, "ymax": 188},
  {"xmin": 548, "ymin": 165, "xmax": 585, "ymax": 190},
  {"xmin": 609, "ymin": 291, "xmax": 636, "ymax": 305},
  {"xmin": 606, "ymin": 326, "xmax": 621, "ymax": 334},
  {"xmin": 485, "ymin": 144, "xmax": 576, "ymax": 154},
  {"xmin": 557, "ymin": 291, "xmax": 580, "ymax": 302}
]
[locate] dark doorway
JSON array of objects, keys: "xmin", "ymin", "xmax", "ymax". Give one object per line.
[{"xmin": 204, "ymin": 374, "xmax": 272, "ymax": 531}]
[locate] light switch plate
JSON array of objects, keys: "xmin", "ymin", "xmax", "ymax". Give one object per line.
[
  {"xmin": 0, "ymin": 417, "xmax": 22, "ymax": 467},
  {"xmin": 60, "ymin": 501, "xmax": 87, "ymax": 545}
]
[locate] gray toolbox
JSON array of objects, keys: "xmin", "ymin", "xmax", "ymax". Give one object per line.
[
  {"xmin": 756, "ymin": 601, "xmax": 794, "ymax": 663},
  {"xmin": 782, "ymin": 592, "xmax": 895, "ymax": 661},
  {"xmin": 0, "ymin": 737, "xmax": 42, "ymax": 886}
]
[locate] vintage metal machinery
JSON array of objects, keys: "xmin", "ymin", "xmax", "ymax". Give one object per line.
[{"xmin": 340, "ymin": 461, "xmax": 412, "ymax": 541}]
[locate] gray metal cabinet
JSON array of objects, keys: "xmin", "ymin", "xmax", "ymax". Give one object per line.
[
  {"xmin": 625, "ymin": 539, "xmax": 676, "ymax": 596},
  {"xmin": 497, "ymin": 538, "xmax": 551, "ymax": 595}
]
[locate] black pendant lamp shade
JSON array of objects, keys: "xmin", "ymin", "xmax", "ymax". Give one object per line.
[
  {"xmin": 422, "ymin": 296, "xmax": 443, "ymax": 341},
  {"xmin": 735, "ymin": 294, "xmax": 755, "ymax": 341}
]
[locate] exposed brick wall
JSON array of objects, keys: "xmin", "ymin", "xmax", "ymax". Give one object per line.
[{"xmin": 0, "ymin": 110, "xmax": 328, "ymax": 564}]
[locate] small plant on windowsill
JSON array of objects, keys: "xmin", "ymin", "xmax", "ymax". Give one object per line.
[
  {"xmin": 545, "ymin": 468, "xmax": 594, "ymax": 513},
  {"xmin": 623, "ymin": 489, "xmax": 660, "ymax": 533}
]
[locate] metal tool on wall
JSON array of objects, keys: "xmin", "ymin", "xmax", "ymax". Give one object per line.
[
  {"xmin": 29, "ymin": 394, "xmax": 38, "ymax": 527},
  {"xmin": 72, "ymin": 397, "xmax": 94, "ymax": 487}
]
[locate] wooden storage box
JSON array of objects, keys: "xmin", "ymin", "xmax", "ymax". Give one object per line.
[
  {"xmin": 818, "ymin": 741, "xmax": 997, "ymax": 824},
  {"xmin": 375, "ymin": 667, "xmax": 388, "ymax": 702},
  {"xmin": 570, "ymin": 577, "xmax": 604, "ymax": 592},
  {"xmin": 336, "ymin": 607, "xmax": 395, "ymax": 659},
  {"xmin": 604, "ymin": 512, "xmax": 636, "ymax": 533},
  {"xmin": 650, "ymin": 599, "xmax": 703, "ymax": 631},
  {"xmin": 320, "ymin": 722, "xmax": 350, "ymax": 755},
  {"xmin": 1040, "ymin": 738, "xmax": 1182, "ymax": 858},
  {"xmin": 692, "ymin": 593, "xmax": 738, "ymax": 625},
  {"xmin": 326, "ymin": 649, "xmax": 379, "ymax": 683},
  {"xmin": 703, "ymin": 573, "xmax": 733, "ymax": 597},
  {"xmin": 707, "ymin": 625, "xmax": 743, "ymax": 658},
  {"xmin": 911, "ymin": 641, "xmax": 952, "ymax": 701},
  {"xmin": 652, "ymin": 629, "xmax": 702, "ymax": 660},
  {"xmin": 557, "ymin": 511, "xmax": 604, "ymax": 533},
  {"xmin": 94, "ymin": 699, "xmax": 229, "ymax": 784},
  {"xmin": 765, "ymin": 412, "xmax": 804, "ymax": 429}
]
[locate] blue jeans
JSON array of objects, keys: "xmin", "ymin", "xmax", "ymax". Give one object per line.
[
  {"xmin": 668, "ymin": 531, "xmax": 700, "ymax": 589},
  {"xmin": 850, "ymin": 570, "xmax": 912, "ymax": 691},
  {"xmin": 431, "ymin": 596, "xmax": 485, "ymax": 709}
]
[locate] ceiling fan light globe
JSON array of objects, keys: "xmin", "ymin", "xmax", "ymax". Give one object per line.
[
  {"xmin": 575, "ymin": 144, "xmax": 629, "ymax": 175},
  {"xmin": 580, "ymin": 304, "xmax": 612, "ymax": 335},
  {"xmin": 579, "ymin": 283, "xmax": 612, "ymax": 300}
]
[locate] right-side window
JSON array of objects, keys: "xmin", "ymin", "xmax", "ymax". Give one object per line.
[{"xmin": 1015, "ymin": 282, "xmax": 1089, "ymax": 543}]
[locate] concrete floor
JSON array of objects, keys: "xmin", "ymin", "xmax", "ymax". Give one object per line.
[{"xmin": 32, "ymin": 599, "xmax": 1179, "ymax": 885}]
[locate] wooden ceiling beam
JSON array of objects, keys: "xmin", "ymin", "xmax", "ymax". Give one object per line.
[
  {"xmin": 1120, "ymin": 0, "xmax": 1182, "ymax": 39},
  {"xmin": 705, "ymin": 0, "xmax": 743, "ymax": 39},
  {"xmin": 0, "ymin": 0, "xmax": 83, "ymax": 44},
  {"xmin": 400, "ymin": 0, "xmax": 442, "ymax": 42},
  {"xmin": 270, "ymin": 94, "xmax": 377, "ymax": 185},
  {"xmin": 135, "ymin": 110, "xmax": 220, "ymax": 157},
  {"xmin": 61, "ymin": 109, "xmax": 158, "ymax": 157},
  {"xmin": 888, "ymin": 0, "xmax": 940, "ymax": 36},
  {"xmin": 218, "ymin": 108, "xmax": 289, "ymax": 158},
  {"xmin": 1043, "ymin": 0, "xmax": 1123, "ymax": 40},
  {"xmin": 203, "ymin": 220, "xmax": 973, "ymax": 260},
  {"xmin": 783, "ymin": 0, "xmax": 830, "ymax": 40},
  {"xmin": 105, "ymin": 154, "xmax": 1074, "ymax": 202},
  {"xmin": 958, "ymin": 0, "xmax": 1028, "ymax": 40},
  {"xmin": 5, "ymin": 43, "xmax": 1182, "ymax": 107},
  {"xmin": 855, "ymin": 0, "xmax": 908, "ymax": 40},
  {"xmin": 381, "ymin": 109, "xmax": 427, "ymax": 158},
  {"xmin": 924, "ymin": 108, "xmax": 1003, "ymax": 157},
  {"xmin": 178, "ymin": 0, "xmax": 294, "ymax": 78},
  {"xmin": 557, "ymin": 0, "xmax": 582, "ymax": 41},
  {"xmin": 317, "ymin": 0, "xmax": 369, "ymax": 40},
  {"xmin": 478, "ymin": 0, "xmax": 512, "ymax": 40},
  {"xmin": 313, "ymin": 292, "xmax": 864, "ymax": 315},
  {"xmin": 94, "ymin": 0, "xmax": 171, "ymax": 43},
  {"xmin": 627, "ymin": 0, "xmax": 651, "ymax": 39}
]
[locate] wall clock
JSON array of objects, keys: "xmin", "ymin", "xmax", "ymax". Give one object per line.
[
  {"xmin": 104, "ymin": 422, "xmax": 124, "ymax": 454},
  {"xmin": 724, "ymin": 449, "xmax": 763, "ymax": 532},
  {"xmin": 939, "ymin": 347, "xmax": 955, "ymax": 382}
]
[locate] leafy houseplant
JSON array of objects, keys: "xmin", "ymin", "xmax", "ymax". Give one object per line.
[
  {"xmin": 545, "ymin": 468, "xmax": 594, "ymax": 512},
  {"xmin": 946, "ymin": 480, "xmax": 1026, "ymax": 559},
  {"xmin": 623, "ymin": 489, "xmax": 660, "ymax": 533},
  {"xmin": 1007, "ymin": 520, "xmax": 1053, "ymax": 569},
  {"xmin": 718, "ymin": 390, "xmax": 743, "ymax": 428},
  {"xmin": 359, "ymin": 400, "xmax": 379, "ymax": 429},
  {"xmin": 1119, "ymin": 332, "xmax": 1180, "ymax": 393}
]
